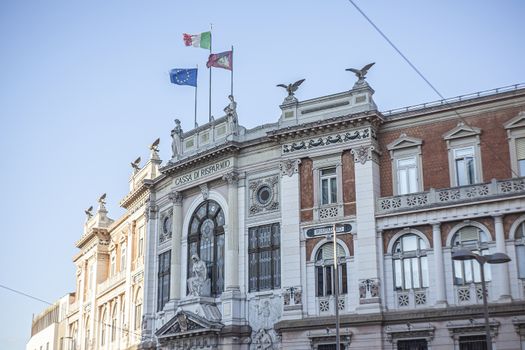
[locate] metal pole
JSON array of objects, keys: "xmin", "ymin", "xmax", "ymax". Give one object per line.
[
  {"xmin": 333, "ymin": 224, "xmax": 340, "ymax": 350},
  {"xmin": 194, "ymin": 64, "xmax": 198, "ymax": 128},
  {"xmin": 230, "ymin": 45, "xmax": 234, "ymax": 97},
  {"xmin": 208, "ymin": 24, "xmax": 213, "ymax": 122},
  {"xmin": 479, "ymin": 260, "xmax": 492, "ymax": 350}
]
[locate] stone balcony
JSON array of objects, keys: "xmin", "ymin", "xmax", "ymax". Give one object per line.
[
  {"xmin": 97, "ymin": 270, "xmax": 126, "ymax": 296},
  {"xmin": 377, "ymin": 177, "xmax": 525, "ymax": 215}
]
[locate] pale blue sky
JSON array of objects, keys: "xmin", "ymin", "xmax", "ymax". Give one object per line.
[{"xmin": 1, "ymin": 1, "xmax": 524, "ymax": 349}]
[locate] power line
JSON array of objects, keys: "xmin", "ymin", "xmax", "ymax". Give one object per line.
[
  {"xmin": 347, "ymin": 0, "xmax": 519, "ymax": 178},
  {"xmin": 0, "ymin": 283, "xmax": 53, "ymax": 305},
  {"xmin": 0, "ymin": 283, "xmax": 142, "ymax": 338}
]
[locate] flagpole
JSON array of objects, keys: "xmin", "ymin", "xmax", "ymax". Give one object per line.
[
  {"xmin": 230, "ymin": 45, "xmax": 234, "ymax": 97},
  {"xmin": 194, "ymin": 64, "xmax": 198, "ymax": 128},
  {"xmin": 208, "ymin": 23, "xmax": 213, "ymax": 123}
]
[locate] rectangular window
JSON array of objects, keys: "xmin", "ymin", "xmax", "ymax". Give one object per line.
[
  {"xmin": 454, "ymin": 147, "xmax": 476, "ymax": 186},
  {"xmin": 138, "ymin": 226, "xmax": 144, "ymax": 258},
  {"xmin": 157, "ymin": 250, "xmax": 171, "ymax": 311},
  {"xmin": 121, "ymin": 245, "xmax": 127, "ymax": 271},
  {"xmin": 397, "ymin": 339, "xmax": 428, "ymax": 350},
  {"xmin": 110, "ymin": 253, "xmax": 116, "ymax": 276},
  {"xmin": 320, "ymin": 168, "xmax": 337, "ymax": 205},
  {"xmin": 248, "ymin": 224, "xmax": 281, "ymax": 292},
  {"xmin": 517, "ymin": 245, "xmax": 525, "ymax": 279},
  {"xmin": 397, "ymin": 156, "xmax": 418, "ymax": 194},
  {"xmin": 459, "ymin": 335, "xmax": 486, "ymax": 350},
  {"xmin": 516, "ymin": 138, "xmax": 525, "ymax": 176},
  {"xmin": 134, "ymin": 303, "xmax": 142, "ymax": 330}
]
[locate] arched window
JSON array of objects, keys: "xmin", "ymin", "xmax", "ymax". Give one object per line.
[
  {"xmin": 110, "ymin": 305, "xmax": 117, "ymax": 342},
  {"xmin": 120, "ymin": 301, "xmax": 125, "ymax": 339},
  {"xmin": 100, "ymin": 309, "xmax": 107, "ymax": 346},
  {"xmin": 134, "ymin": 288, "xmax": 143, "ymax": 331},
  {"xmin": 315, "ymin": 243, "xmax": 347, "ymax": 297},
  {"xmin": 188, "ymin": 200, "xmax": 225, "ymax": 296},
  {"xmin": 84, "ymin": 317, "xmax": 90, "ymax": 350},
  {"xmin": 515, "ymin": 222, "xmax": 525, "ymax": 279},
  {"xmin": 452, "ymin": 226, "xmax": 491, "ymax": 285},
  {"xmin": 392, "ymin": 234, "xmax": 429, "ymax": 290}
]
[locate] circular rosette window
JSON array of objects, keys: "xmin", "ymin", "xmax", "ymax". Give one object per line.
[
  {"xmin": 200, "ymin": 218, "xmax": 215, "ymax": 240},
  {"xmin": 256, "ymin": 185, "xmax": 273, "ymax": 206}
]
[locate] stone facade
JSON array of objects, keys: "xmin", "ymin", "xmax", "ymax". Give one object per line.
[{"xmin": 140, "ymin": 81, "xmax": 525, "ymax": 350}]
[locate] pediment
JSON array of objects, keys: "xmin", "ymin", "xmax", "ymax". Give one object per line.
[
  {"xmin": 504, "ymin": 111, "xmax": 525, "ymax": 130},
  {"xmin": 387, "ymin": 133, "xmax": 422, "ymax": 151},
  {"xmin": 155, "ymin": 310, "xmax": 223, "ymax": 339},
  {"xmin": 442, "ymin": 122, "xmax": 481, "ymax": 140}
]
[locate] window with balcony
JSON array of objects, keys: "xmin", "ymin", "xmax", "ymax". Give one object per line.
[
  {"xmin": 452, "ymin": 226, "xmax": 491, "ymax": 285},
  {"xmin": 387, "ymin": 134, "xmax": 424, "ymax": 195},
  {"xmin": 248, "ymin": 223, "xmax": 281, "ymax": 292},
  {"xmin": 315, "ymin": 243, "xmax": 348, "ymax": 297},
  {"xmin": 320, "ymin": 168, "xmax": 338, "ymax": 205},
  {"xmin": 392, "ymin": 234, "xmax": 429, "ymax": 290},
  {"xmin": 443, "ymin": 122, "xmax": 482, "ymax": 187},
  {"xmin": 454, "ymin": 146, "xmax": 476, "ymax": 186},
  {"xmin": 157, "ymin": 250, "xmax": 170, "ymax": 311},
  {"xmin": 504, "ymin": 111, "xmax": 525, "ymax": 177}
]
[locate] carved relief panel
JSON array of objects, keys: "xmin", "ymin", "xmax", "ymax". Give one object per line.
[
  {"xmin": 248, "ymin": 175, "xmax": 279, "ymax": 216},
  {"xmin": 158, "ymin": 210, "xmax": 172, "ymax": 244}
]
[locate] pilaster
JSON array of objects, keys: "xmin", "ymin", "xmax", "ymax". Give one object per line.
[
  {"xmin": 432, "ymin": 223, "xmax": 448, "ymax": 307},
  {"xmin": 351, "ymin": 145, "xmax": 382, "ymax": 313},
  {"xmin": 169, "ymin": 190, "xmax": 183, "ymax": 301},
  {"xmin": 493, "ymin": 215, "xmax": 511, "ymax": 302}
]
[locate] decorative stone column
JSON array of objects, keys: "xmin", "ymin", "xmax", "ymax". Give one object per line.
[
  {"xmin": 140, "ymin": 198, "xmax": 158, "ymax": 343},
  {"xmin": 351, "ymin": 145, "xmax": 382, "ymax": 312},
  {"xmin": 223, "ymin": 171, "xmax": 240, "ymax": 291},
  {"xmin": 169, "ymin": 190, "xmax": 183, "ymax": 300},
  {"xmin": 493, "ymin": 215, "xmax": 511, "ymax": 301},
  {"xmin": 279, "ymin": 159, "xmax": 303, "ymax": 319},
  {"xmin": 432, "ymin": 223, "xmax": 447, "ymax": 307}
]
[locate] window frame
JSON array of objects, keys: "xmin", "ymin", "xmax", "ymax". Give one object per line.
[
  {"xmin": 451, "ymin": 226, "xmax": 491, "ymax": 285},
  {"xmin": 314, "ymin": 242, "xmax": 348, "ymax": 297},
  {"xmin": 320, "ymin": 167, "xmax": 338, "ymax": 205},
  {"xmin": 443, "ymin": 122, "xmax": 482, "ymax": 187},
  {"xmin": 387, "ymin": 134, "xmax": 424, "ymax": 195},
  {"xmin": 157, "ymin": 250, "xmax": 171, "ymax": 311},
  {"xmin": 248, "ymin": 223, "xmax": 281, "ymax": 292},
  {"xmin": 504, "ymin": 111, "xmax": 525, "ymax": 178},
  {"xmin": 392, "ymin": 233, "xmax": 429, "ymax": 291},
  {"xmin": 187, "ymin": 200, "xmax": 225, "ymax": 297}
]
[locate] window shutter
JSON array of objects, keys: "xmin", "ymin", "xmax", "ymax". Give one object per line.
[{"xmin": 517, "ymin": 138, "xmax": 525, "ymax": 160}]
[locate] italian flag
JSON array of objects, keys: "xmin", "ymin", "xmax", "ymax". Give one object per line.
[{"xmin": 183, "ymin": 32, "xmax": 211, "ymax": 49}]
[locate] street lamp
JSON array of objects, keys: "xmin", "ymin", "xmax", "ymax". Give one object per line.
[
  {"xmin": 331, "ymin": 223, "xmax": 344, "ymax": 350},
  {"xmin": 452, "ymin": 249, "xmax": 511, "ymax": 350}
]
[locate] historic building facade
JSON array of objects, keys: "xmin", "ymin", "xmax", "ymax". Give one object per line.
[
  {"xmin": 139, "ymin": 77, "xmax": 525, "ymax": 350},
  {"xmin": 30, "ymin": 145, "xmax": 161, "ymax": 350}
]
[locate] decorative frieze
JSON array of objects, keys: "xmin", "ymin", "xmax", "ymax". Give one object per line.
[
  {"xmin": 248, "ymin": 175, "xmax": 279, "ymax": 216},
  {"xmin": 279, "ymin": 159, "xmax": 301, "ymax": 177},
  {"xmin": 281, "ymin": 127, "xmax": 372, "ymax": 154}
]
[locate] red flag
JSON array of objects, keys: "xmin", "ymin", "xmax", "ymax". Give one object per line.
[{"xmin": 206, "ymin": 51, "xmax": 233, "ymax": 71}]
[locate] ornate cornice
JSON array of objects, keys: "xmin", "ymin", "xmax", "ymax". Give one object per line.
[
  {"xmin": 160, "ymin": 142, "xmax": 240, "ymax": 176},
  {"xmin": 267, "ymin": 110, "xmax": 383, "ymax": 141}
]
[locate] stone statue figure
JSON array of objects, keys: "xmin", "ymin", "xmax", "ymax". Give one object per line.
[
  {"xmin": 171, "ymin": 119, "xmax": 183, "ymax": 159},
  {"xmin": 187, "ymin": 254, "xmax": 210, "ymax": 296},
  {"xmin": 224, "ymin": 95, "xmax": 238, "ymax": 131},
  {"xmin": 346, "ymin": 62, "xmax": 375, "ymax": 85},
  {"xmin": 276, "ymin": 79, "xmax": 305, "ymax": 103}
]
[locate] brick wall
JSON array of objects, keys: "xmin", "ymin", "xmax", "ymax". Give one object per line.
[
  {"xmin": 378, "ymin": 106, "xmax": 523, "ymax": 197},
  {"xmin": 342, "ymin": 150, "xmax": 356, "ymax": 216},
  {"xmin": 300, "ymin": 157, "xmax": 313, "ymax": 222}
]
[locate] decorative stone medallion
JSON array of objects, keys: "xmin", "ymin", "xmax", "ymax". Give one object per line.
[
  {"xmin": 248, "ymin": 175, "xmax": 279, "ymax": 216},
  {"xmin": 159, "ymin": 211, "xmax": 172, "ymax": 244}
]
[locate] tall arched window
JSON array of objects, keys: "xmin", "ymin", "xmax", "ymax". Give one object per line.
[
  {"xmin": 188, "ymin": 200, "xmax": 225, "ymax": 296},
  {"xmin": 134, "ymin": 288, "xmax": 142, "ymax": 331},
  {"xmin": 110, "ymin": 305, "xmax": 117, "ymax": 342},
  {"xmin": 84, "ymin": 317, "xmax": 90, "ymax": 350},
  {"xmin": 392, "ymin": 234, "xmax": 429, "ymax": 290},
  {"xmin": 452, "ymin": 226, "xmax": 491, "ymax": 285},
  {"xmin": 100, "ymin": 309, "xmax": 107, "ymax": 346},
  {"xmin": 315, "ymin": 243, "xmax": 347, "ymax": 296},
  {"xmin": 515, "ymin": 222, "xmax": 525, "ymax": 279}
]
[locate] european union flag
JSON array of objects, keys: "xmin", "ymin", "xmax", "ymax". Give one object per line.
[{"xmin": 169, "ymin": 68, "xmax": 197, "ymax": 87}]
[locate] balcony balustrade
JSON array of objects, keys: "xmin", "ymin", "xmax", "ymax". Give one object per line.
[{"xmin": 377, "ymin": 177, "xmax": 525, "ymax": 215}]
